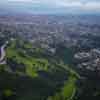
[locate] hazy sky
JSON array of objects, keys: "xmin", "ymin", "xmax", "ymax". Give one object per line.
[{"xmin": 0, "ymin": 0, "xmax": 100, "ymax": 14}]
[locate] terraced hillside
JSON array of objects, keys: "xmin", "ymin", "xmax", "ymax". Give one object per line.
[{"xmin": 0, "ymin": 38, "xmax": 79, "ymax": 100}]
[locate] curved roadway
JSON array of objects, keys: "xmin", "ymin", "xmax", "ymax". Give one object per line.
[{"xmin": 0, "ymin": 41, "xmax": 8, "ymax": 64}]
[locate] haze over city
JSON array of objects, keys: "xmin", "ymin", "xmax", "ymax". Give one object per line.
[{"xmin": 0, "ymin": 0, "xmax": 100, "ymax": 14}]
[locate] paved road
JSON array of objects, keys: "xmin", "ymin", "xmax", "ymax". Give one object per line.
[{"xmin": 0, "ymin": 41, "xmax": 8, "ymax": 64}]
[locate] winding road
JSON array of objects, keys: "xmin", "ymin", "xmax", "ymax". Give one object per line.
[{"xmin": 0, "ymin": 41, "xmax": 8, "ymax": 65}]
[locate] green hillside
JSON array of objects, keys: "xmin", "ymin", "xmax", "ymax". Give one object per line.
[{"xmin": 0, "ymin": 39, "xmax": 79, "ymax": 100}]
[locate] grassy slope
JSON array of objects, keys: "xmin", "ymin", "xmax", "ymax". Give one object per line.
[
  {"xmin": 0, "ymin": 39, "xmax": 79, "ymax": 100},
  {"xmin": 47, "ymin": 73, "xmax": 78, "ymax": 100},
  {"xmin": 6, "ymin": 40, "xmax": 49, "ymax": 77}
]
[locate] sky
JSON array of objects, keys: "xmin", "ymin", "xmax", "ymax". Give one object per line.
[{"xmin": 0, "ymin": 0, "xmax": 100, "ymax": 14}]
